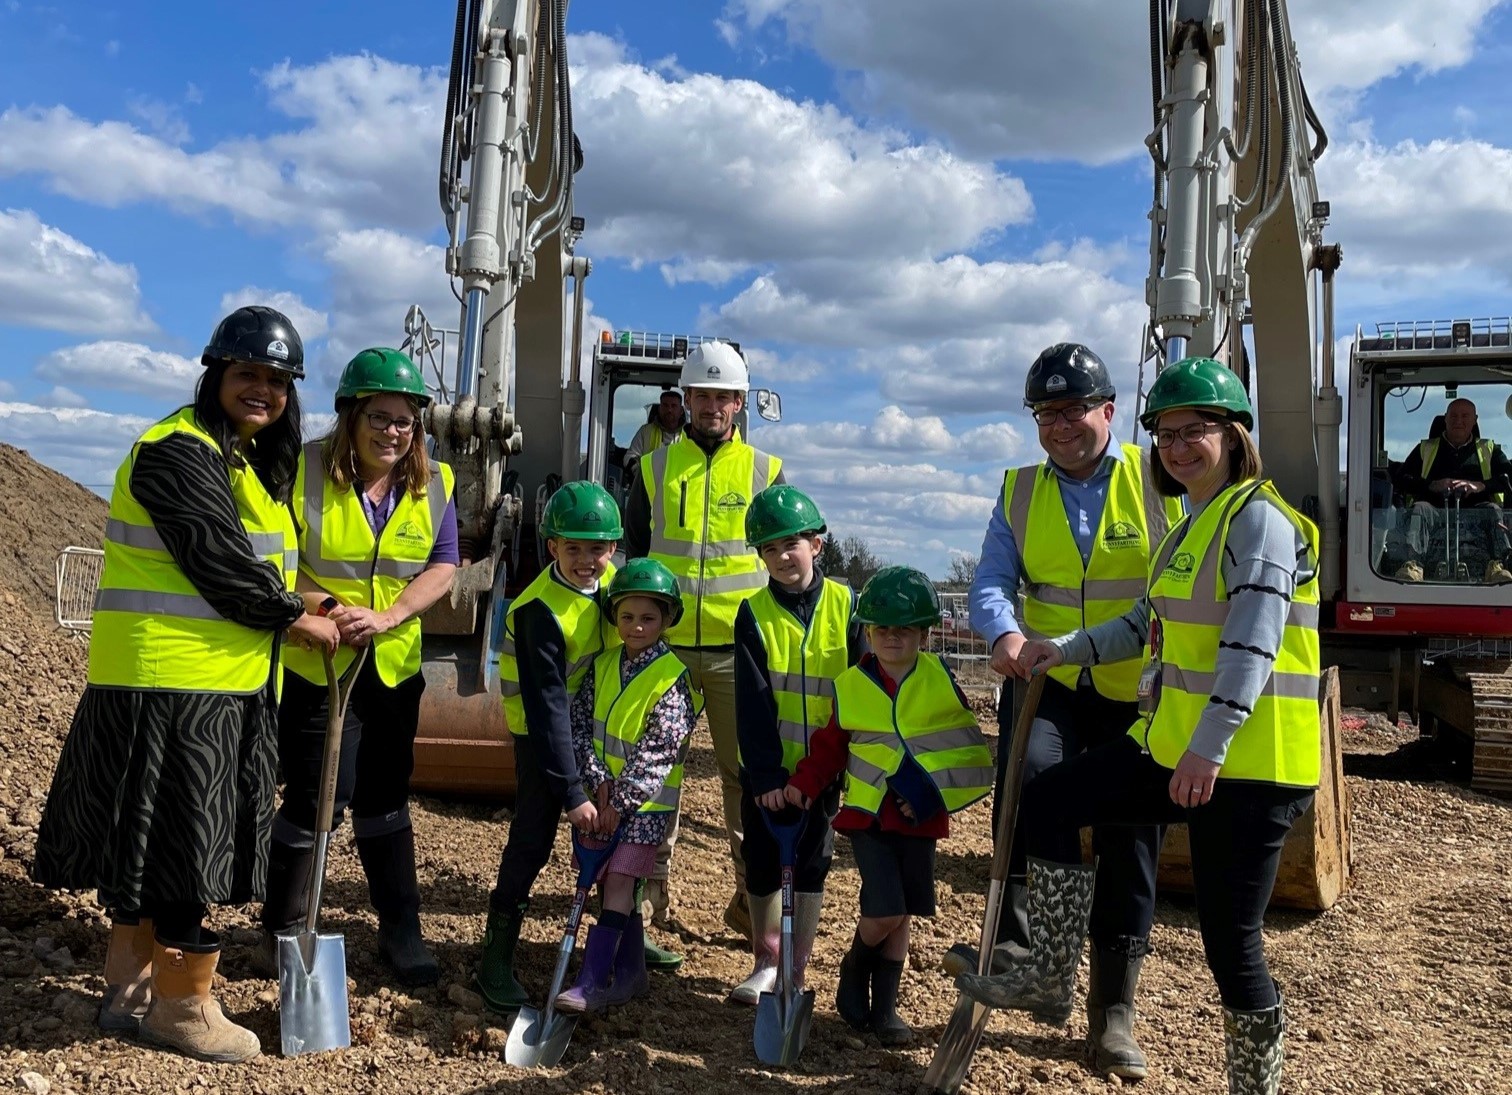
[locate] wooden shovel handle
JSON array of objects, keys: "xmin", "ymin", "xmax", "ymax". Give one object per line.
[{"xmin": 986, "ymin": 673, "xmax": 1046, "ymax": 888}]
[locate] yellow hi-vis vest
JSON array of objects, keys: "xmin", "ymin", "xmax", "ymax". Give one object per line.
[
  {"xmin": 89, "ymin": 407, "xmax": 297, "ymax": 694},
  {"xmin": 1418, "ymin": 438, "xmax": 1504, "ymax": 502},
  {"xmin": 833, "ymin": 653, "xmax": 993, "ymax": 816},
  {"xmin": 1004, "ymin": 443, "xmax": 1180, "ymax": 700},
  {"xmin": 744, "ymin": 578, "xmax": 853, "ymax": 775},
  {"xmin": 499, "ymin": 564, "xmax": 619, "ymax": 738},
  {"xmin": 641, "ymin": 433, "xmax": 781, "ymax": 647},
  {"xmin": 283, "ymin": 443, "xmax": 455, "ymax": 688},
  {"xmin": 590, "ymin": 646, "xmax": 705, "ymax": 814},
  {"xmin": 1135, "ymin": 478, "xmax": 1321, "ymax": 787}
]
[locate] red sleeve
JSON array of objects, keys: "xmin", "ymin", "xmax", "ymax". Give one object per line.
[{"xmin": 788, "ymin": 713, "xmax": 849, "ymax": 801}]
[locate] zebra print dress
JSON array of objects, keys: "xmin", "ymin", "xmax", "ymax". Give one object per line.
[{"xmin": 32, "ymin": 433, "xmax": 304, "ymax": 912}]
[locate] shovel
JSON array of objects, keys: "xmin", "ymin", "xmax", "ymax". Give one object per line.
[
  {"xmin": 504, "ymin": 825, "xmax": 623, "ymax": 1068},
  {"xmin": 278, "ymin": 644, "xmax": 368, "ymax": 1057},
  {"xmin": 753, "ymin": 809, "xmax": 813, "ymax": 1066},
  {"xmin": 917, "ymin": 673, "xmax": 1045, "ymax": 1095}
]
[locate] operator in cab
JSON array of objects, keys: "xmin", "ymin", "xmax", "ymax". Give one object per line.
[
  {"xmin": 624, "ymin": 341, "xmax": 785, "ymax": 965},
  {"xmin": 623, "ymin": 389, "xmax": 686, "ymax": 470},
  {"xmin": 949, "ymin": 342, "xmax": 1180, "ymax": 1080},
  {"xmin": 1391, "ymin": 397, "xmax": 1512, "ymax": 584},
  {"xmin": 956, "ymin": 358, "xmax": 1321, "ymax": 1095}
]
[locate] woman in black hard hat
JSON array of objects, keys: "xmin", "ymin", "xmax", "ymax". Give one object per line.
[{"xmin": 34, "ymin": 306, "xmax": 339, "ymax": 1063}]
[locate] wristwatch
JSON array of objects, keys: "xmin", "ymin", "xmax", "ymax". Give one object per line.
[{"xmin": 316, "ymin": 596, "xmax": 340, "ymax": 617}]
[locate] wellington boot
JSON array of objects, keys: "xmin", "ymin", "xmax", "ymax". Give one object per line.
[
  {"xmin": 634, "ymin": 878, "xmax": 683, "ymax": 970},
  {"xmin": 377, "ymin": 916, "xmax": 441, "ymax": 988},
  {"xmin": 939, "ymin": 876, "xmax": 1030, "ymax": 976},
  {"xmin": 955, "ymin": 856, "xmax": 1097, "ymax": 1025},
  {"xmin": 138, "ymin": 932, "xmax": 260, "ymax": 1064},
  {"xmin": 475, "ymin": 903, "xmax": 530, "ymax": 1012},
  {"xmin": 99, "ymin": 917, "xmax": 155, "ymax": 1034},
  {"xmin": 1224, "ymin": 988, "xmax": 1285, "ymax": 1095},
  {"xmin": 729, "ymin": 891, "xmax": 781, "ymax": 1005},
  {"xmin": 835, "ymin": 930, "xmax": 880, "ymax": 1032},
  {"xmin": 251, "ymin": 840, "xmax": 315, "ymax": 978},
  {"xmin": 790, "ymin": 890, "xmax": 825, "ymax": 990},
  {"xmin": 554, "ymin": 924, "xmax": 621, "ymax": 1015},
  {"xmin": 869, "ymin": 958, "xmax": 914, "ymax": 1047},
  {"xmin": 606, "ymin": 914, "xmax": 650, "ymax": 1006},
  {"xmin": 359, "ymin": 827, "xmax": 440, "ymax": 987},
  {"xmin": 1087, "ymin": 942, "xmax": 1149, "ymax": 1080}
]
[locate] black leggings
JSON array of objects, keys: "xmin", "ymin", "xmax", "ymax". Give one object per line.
[
  {"xmin": 1023, "ymin": 735, "xmax": 1313, "ymax": 1011},
  {"xmin": 114, "ymin": 902, "xmax": 208, "ymax": 946}
]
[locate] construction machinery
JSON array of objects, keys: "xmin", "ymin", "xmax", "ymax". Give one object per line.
[{"xmin": 402, "ymin": 1, "xmax": 779, "ymax": 795}]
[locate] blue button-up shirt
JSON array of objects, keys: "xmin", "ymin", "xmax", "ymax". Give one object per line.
[{"xmin": 968, "ymin": 441, "xmax": 1129, "ymax": 648}]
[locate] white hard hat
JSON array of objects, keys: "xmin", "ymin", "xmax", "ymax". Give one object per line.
[{"xmin": 679, "ymin": 341, "xmax": 749, "ymax": 393}]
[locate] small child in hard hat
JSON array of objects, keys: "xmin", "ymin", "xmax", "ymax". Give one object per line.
[
  {"xmin": 784, "ymin": 566, "xmax": 994, "ymax": 1046},
  {"xmin": 475, "ymin": 482, "xmax": 622, "ymax": 1012},
  {"xmin": 555, "ymin": 558, "xmax": 704, "ymax": 1013},
  {"xmin": 729, "ymin": 485, "xmax": 865, "ymax": 1006}
]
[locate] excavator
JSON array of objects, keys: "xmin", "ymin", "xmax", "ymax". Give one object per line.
[{"xmin": 401, "ymin": 0, "xmax": 779, "ymax": 796}]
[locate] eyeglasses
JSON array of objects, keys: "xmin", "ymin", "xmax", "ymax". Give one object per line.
[
  {"xmin": 365, "ymin": 412, "xmax": 417, "ymax": 435},
  {"xmin": 1153, "ymin": 422, "xmax": 1224, "ymax": 449},
  {"xmin": 1031, "ymin": 401, "xmax": 1104, "ymax": 426}
]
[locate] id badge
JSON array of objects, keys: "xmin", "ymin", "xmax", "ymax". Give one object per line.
[{"xmin": 1137, "ymin": 658, "xmax": 1162, "ymax": 714}]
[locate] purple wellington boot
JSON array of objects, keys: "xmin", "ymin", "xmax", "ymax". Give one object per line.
[
  {"xmin": 605, "ymin": 914, "xmax": 650, "ymax": 1006},
  {"xmin": 554, "ymin": 924, "xmax": 622, "ymax": 1014}
]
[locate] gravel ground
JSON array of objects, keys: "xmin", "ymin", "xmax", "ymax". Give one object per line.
[{"xmin": 2, "ymin": 446, "xmax": 1510, "ymax": 1094}]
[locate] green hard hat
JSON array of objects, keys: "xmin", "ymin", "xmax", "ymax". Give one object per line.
[
  {"xmin": 856, "ymin": 565, "xmax": 941, "ymax": 628},
  {"xmin": 541, "ymin": 481, "xmax": 624, "ymax": 541},
  {"xmin": 336, "ymin": 347, "xmax": 431, "ymax": 408},
  {"xmin": 745, "ymin": 484, "xmax": 827, "ymax": 547},
  {"xmin": 1140, "ymin": 356, "xmax": 1253, "ymax": 431},
  {"xmin": 607, "ymin": 558, "xmax": 684, "ymax": 626}
]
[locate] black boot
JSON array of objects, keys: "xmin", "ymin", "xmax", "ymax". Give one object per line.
[
  {"xmin": 869, "ymin": 958, "xmax": 913, "ymax": 1047},
  {"xmin": 357, "ymin": 827, "xmax": 440, "ymax": 987},
  {"xmin": 835, "ymin": 930, "xmax": 880, "ymax": 1032},
  {"xmin": 940, "ymin": 875, "xmax": 1030, "ymax": 975},
  {"xmin": 1087, "ymin": 939, "xmax": 1149, "ymax": 1080},
  {"xmin": 252, "ymin": 841, "xmax": 314, "ymax": 976}
]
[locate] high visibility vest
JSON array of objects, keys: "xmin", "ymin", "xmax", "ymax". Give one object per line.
[
  {"xmin": 641, "ymin": 433, "xmax": 781, "ymax": 647},
  {"xmin": 499, "ymin": 564, "xmax": 619, "ymax": 738},
  {"xmin": 283, "ymin": 443, "xmax": 455, "ymax": 688},
  {"xmin": 646, "ymin": 423, "xmax": 680, "ymax": 450},
  {"xmin": 590, "ymin": 646, "xmax": 705, "ymax": 814},
  {"xmin": 89, "ymin": 407, "xmax": 297, "ymax": 694},
  {"xmin": 1135, "ymin": 479, "xmax": 1321, "ymax": 787},
  {"xmin": 1418, "ymin": 438, "xmax": 1504, "ymax": 502},
  {"xmin": 744, "ymin": 578, "xmax": 853, "ymax": 775},
  {"xmin": 833, "ymin": 654, "xmax": 993, "ymax": 816},
  {"xmin": 1004, "ymin": 443, "xmax": 1179, "ymax": 700}
]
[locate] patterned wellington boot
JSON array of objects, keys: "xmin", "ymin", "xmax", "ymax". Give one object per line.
[
  {"xmin": 99, "ymin": 917, "xmax": 155, "ymax": 1033},
  {"xmin": 1224, "ymin": 989, "xmax": 1285, "ymax": 1095},
  {"xmin": 728, "ymin": 891, "xmax": 781, "ymax": 1005},
  {"xmin": 554, "ymin": 924, "xmax": 622, "ymax": 1015},
  {"xmin": 954, "ymin": 856, "xmax": 1097, "ymax": 1025}
]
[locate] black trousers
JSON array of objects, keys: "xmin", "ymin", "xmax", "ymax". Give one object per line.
[
  {"xmin": 739, "ymin": 788, "xmax": 837, "ymax": 897},
  {"xmin": 273, "ymin": 655, "xmax": 425, "ymax": 841},
  {"xmin": 997, "ymin": 676, "xmax": 1163, "ymax": 946},
  {"xmin": 1025, "ymin": 735, "xmax": 1313, "ymax": 1011},
  {"xmin": 490, "ymin": 734, "xmax": 562, "ymax": 912}
]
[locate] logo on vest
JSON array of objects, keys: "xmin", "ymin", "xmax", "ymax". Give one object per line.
[
  {"xmin": 1103, "ymin": 520, "xmax": 1142, "ymax": 548},
  {"xmin": 394, "ymin": 520, "xmax": 426, "ymax": 544},
  {"xmin": 1163, "ymin": 551, "xmax": 1195, "ymax": 581},
  {"xmin": 1045, "ymin": 373, "xmax": 1067, "ymax": 392},
  {"xmin": 266, "ymin": 339, "xmax": 290, "ymax": 360},
  {"xmin": 715, "ymin": 491, "xmax": 747, "ymax": 510}
]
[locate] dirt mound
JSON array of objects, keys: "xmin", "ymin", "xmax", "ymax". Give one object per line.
[{"xmin": 0, "ymin": 445, "xmax": 109, "ymax": 621}]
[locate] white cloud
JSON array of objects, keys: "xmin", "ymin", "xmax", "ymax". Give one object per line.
[
  {"xmin": 40, "ymin": 385, "xmax": 88, "ymax": 408},
  {"xmin": 0, "ymin": 402, "xmax": 153, "ymax": 489},
  {"xmin": 218, "ymin": 288, "xmax": 330, "ymax": 343},
  {"xmin": 34, "ymin": 341, "xmax": 201, "ymax": 401},
  {"xmin": 0, "ymin": 209, "xmax": 155, "ymax": 336}
]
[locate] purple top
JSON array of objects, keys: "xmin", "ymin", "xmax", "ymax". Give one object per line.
[{"xmin": 357, "ymin": 482, "xmax": 461, "ymax": 566}]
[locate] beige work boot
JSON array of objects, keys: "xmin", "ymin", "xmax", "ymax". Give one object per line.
[
  {"xmin": 1485, "ymin": 559, "xmax": 1512, "ymax": 584},
  {"xmin": 99, "ymin": 917, "xmax": 155, "ymax": 1033},
  {"xmin": 640, "ymin": 876, "xmax": 673, "ymax": 929},
  {"xmin": 1394, "ymin": 560, "xmax": 1424, "ymax": 582},
  {"xmin": 139, "ymin": 931, "xmax": 261, "ymax": 1063},
  {"xmin": 723, "ymin": 889, "xmax": 752, "ymax": 940}
]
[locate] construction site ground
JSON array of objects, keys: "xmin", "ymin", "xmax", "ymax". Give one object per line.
[{"xmin": 0, "ymin": 442, "xmax": 1509, "ymax": 1095}]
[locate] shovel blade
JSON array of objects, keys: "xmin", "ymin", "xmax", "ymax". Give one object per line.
[
  {"xmin": 916, "ymin": 992, "xmax": 991, "ymax": 1095},
  {"xmin": 503, "ymin": 1003, "xmax": 580, "ymax": 1068},
  {"xmin": 753, "ymin": 986, "xmax": 814, "ymax": 1066},
  {"xmin": 277, "ymin": 931, "xmax": 351, "ymax": 1057}
]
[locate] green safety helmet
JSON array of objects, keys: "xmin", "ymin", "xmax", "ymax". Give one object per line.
[
  {"xmin": 1140, "ymin": 356, "xmax": 1253, "ymax": 431},
  {"xmin": 607, "ymin": 558, "xmax": 684, "ymax": 625},
  {"xmin": 541, "ymin": 481, "xmax": 624, "ymax": 541},
  {"xmin": 745, "ymin": 484, "xmax": 827, "ymax": 547},
  {"xmin": 335, "ymin": 347, "xmax": 431, "ymax": 409},
  {"xmin": 856, "ymin": 565, "xmax": 941, "ymax": 628}
]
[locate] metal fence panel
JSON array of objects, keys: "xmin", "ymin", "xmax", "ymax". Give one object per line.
[
  {"xmin": 55, "ymin": 546, "xmax": 104, "ymax": 634},
  {"xmin": 931, "ymin": 592, "xmax": 998, "ymax": 693}
]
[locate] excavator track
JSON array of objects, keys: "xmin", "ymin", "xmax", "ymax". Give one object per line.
[{"xmin": 1465, "ymin": 670, "xmax": 1512, "ymax": 794}]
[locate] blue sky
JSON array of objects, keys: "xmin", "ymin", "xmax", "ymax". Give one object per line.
[{"xmin": 4, "ymin": 0, "xmax": 1512, "ymax": 574}]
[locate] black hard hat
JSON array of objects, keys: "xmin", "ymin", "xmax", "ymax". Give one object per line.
[
  {"xmin": 1023, "ymin": 343, "xmax": 1114, "ymax": 408},
  {"xmin": 202, "ymin": 305, "xmax": 305, "ymax": 379}
]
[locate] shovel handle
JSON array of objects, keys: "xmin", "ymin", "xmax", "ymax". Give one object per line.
[
  {"xmin": 315, "ymin": 645, "xmax": 368, "ymax": 836},
  {"xmin": 974, "ymin": 673, "xmax": 1045, "ymax": 967}
]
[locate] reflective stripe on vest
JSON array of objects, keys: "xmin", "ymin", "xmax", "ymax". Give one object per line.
[
  {"xmin": 590, "ymin": 647, "xmax": 706, "ymax": 813},
  {"xmin": 88, "ymin": 407, "xmax": 296, "ymax": 694},
  {"xmin": 499, "ymin": 564, "xmax": 619, "ymax": 738},
  {"xmin": 744, "ymin": 578, "xmax": 853, "ymax": 775},
  {"xmin": 1418, "ymin": 438, "xmax": 1503, "ymax": 503},
  {"xmin": 282, "ymin": 443, "xmax": 455, "ymax": 688},
  {"xmin": 832, "ymin": 653, "xmax": 993, "ymax": 816},
  {"xmin": 1004, "ymin": 443, "xmax": 1179, "ymax": 701},
  {"xmin": 1134, "ymin": 479, "xmax": 1321, "ymax": 787},
  {"xmin": 641, "ymin": 433, "xmax": 782, "ymax": 647}
]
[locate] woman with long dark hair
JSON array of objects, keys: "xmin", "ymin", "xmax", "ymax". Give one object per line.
[{"xmin": 34, "ymin": 306, "xmax": 340, "ymax": 1064}]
